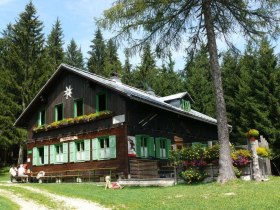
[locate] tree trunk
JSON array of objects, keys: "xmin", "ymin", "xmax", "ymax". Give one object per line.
[
  {"xmin": 18, "ymin": 144, "xmax": 24, "ymax": 165},
  {"xmin": 250, "ymin": 140, "xmax": 261, "ymax": 181},
  {"xmin": 202, "ymin": 0, "xmax": 236, "ymax": 183}
]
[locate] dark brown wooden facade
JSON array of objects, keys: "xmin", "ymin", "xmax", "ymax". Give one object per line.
[{"xmin": 15, "ymin": 64, "xmax": 218, "ymax": 179}]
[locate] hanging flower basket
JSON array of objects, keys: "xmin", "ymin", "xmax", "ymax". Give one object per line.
[{"xmin": 245, "ymin": 129, "xmax": 259, "ymax": 141}]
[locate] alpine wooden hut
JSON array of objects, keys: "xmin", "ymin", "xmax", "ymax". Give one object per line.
[{"xmin": 15, "ymin": 64, "xmax": 219, "ymax": 181}]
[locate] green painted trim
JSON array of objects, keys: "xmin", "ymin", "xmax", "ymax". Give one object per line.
[
  {"xmin": 74, "ymin": 98, "xmax": 84, "ymax": 117},
  {"xmin": 38, "ymin": 109, "xmax": 46, "ymax": 126},
  {"xmin": 54, "ymin": 103, "xmax": 64, "ymax": 121},
  {"xmin": 96, "ymin": 92, "xmax": 107, "ymax": 112}
]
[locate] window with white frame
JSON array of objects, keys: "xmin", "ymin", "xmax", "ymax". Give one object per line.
[
  {"xmin": 100, "ymin": 137, "xmax": 110, "ymax": 159},
  {"xmin": 76, "ymin": 141, "xmax": 85, "ymax": 161},
  {"xmin": 140, "ymin": 136, "xmax": 148, "ymax": 157},
  {"xmin": 56, "ymin": 144, "xmax": 63, "ymax": 162},
  {"xmin": 160, "ymin": 139, "xmax": 166, "ymax": 158}
]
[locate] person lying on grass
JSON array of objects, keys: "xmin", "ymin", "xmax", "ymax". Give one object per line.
[{"xmin": 104, "ymin": 175, "xmax": 123, "ymax": 189}]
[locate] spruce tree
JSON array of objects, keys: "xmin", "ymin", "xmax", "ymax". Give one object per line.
[
  {"xmin": 87, "ymin": 28, "xmax": 106, "ymax": 75},
  {"xmin": 185, "ymin": 46, "xmax": 215, "ymax": 117},
  {"xmin": 103, "ymin": 39, "xmax": 123, "ymax": 77},
  {"xmin": 221, "ymin": 50, "xmax": 241, "ymax": 142},
  {"xmin": 46, "ymin": 18, "xmax": 65, "ymax": 71},
  {"xmin": 3, "ymin": 2, "xmax": 47, "ymax": 164},
  {"xmin": 65, "ymin": 39, "xmax": 84, "ymax": 69}
]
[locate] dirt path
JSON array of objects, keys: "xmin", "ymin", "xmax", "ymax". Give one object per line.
[
  {"xmin": 0, "ymin": 188, "xmax": 48, "ymax": 210},
  {"xmin": 0, "ymin": 184, "xmax": 110, "ymax": 210}
]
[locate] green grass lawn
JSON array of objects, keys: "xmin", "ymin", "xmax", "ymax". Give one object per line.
[
  {"xmin": 0, "ymin": 166, "xmax": 279, "ymax": 210},
  {"xmin": 0, "ymin": 196, "xmax": 19, "ymax": 210},
  {"xmin": 0, "ymin": 167, "xmax": 10, "ymax": 182},
  {"xmin": 29, "ymin": 177, "xmax": 280, "ymax": 210}
]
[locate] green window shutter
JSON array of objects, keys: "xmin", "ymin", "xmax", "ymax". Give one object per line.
[
  {"xmin": 63, "ymin": 143, "xmax": 68, "ymax": 163},
  {"xmin": 74, "ymin": 101, "xmax": 77, "ymax": 117},
  {"xmin": 135, "ymin": 135, "xmax": 142, "ymax": 157},
  {"xmin": 84, "ymin": 139, "xmax": 91, "ymax": 161},
  {"xmin": 32, "ymin": 147, "xmax": 38, "ymax": 166},
  {"xmin": 92, "ymin": 138, "xmax": 100, "ymax": 160},
  {"xmin": 44, "ymin": 145, "xmax": 49, "ymax": 165},
  {"xmin": 70, "ymin": 142, "xmax": 76, "ymax": 162},
  {"xmin": 166, "ymin": 139, "xmax": 171, "ymax": 159},
  {"xmin": 148, "ymin": 137, "xmax": 155, "ymax": 157},
  {"xmin": 109, "ymin": 135, "xmax": 116, "ymax": 159},
  {"xmin": 155, "ymin": 137, "xmax": 161, "ymax": 158},
  {"xmin": 50, "ymin": 145, "xmax": 55, "ymax": 164}
]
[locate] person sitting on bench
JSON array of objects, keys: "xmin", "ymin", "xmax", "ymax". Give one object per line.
[
  {"xmin": 18, "ymin": 164, "xmax": 28, "ymax": 182},
  {"xmin": 9, "ymin": 165, "xmax": 18, "ymax": 183}
]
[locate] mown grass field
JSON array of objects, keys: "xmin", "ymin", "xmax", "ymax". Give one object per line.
[
  {"xmin": 0, "ymin": 196, "xmax": 19, "ymax": 210},
  {"xmin": 1, "ymin": 167, "xmax": 280, "ymax": 210},
  {"xmin": 30, "ymin": 177, "xmax": 280, "ymax": 209}
]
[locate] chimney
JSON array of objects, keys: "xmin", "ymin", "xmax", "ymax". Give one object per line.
[
  {"xmin": 146, "ymin": 86, "xmax": 156, "ymax": 96},
  {"xmin": 110, "ymin": 72, "xmax": 122, "ymax": 83}
]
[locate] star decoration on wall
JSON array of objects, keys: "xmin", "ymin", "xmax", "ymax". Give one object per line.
[{"xmin": 64, "ymin": 85, "xmax": 73, "ymax": 99}]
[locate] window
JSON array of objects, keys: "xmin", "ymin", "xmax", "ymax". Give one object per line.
[
  {"xmin": 69, "ymin": 140, "xmax": 90, "ymax": 162},
  {"xmin": 135, "ymin": 135, "xmax": 155, "ymax": 158},
  {"xmin": 55, "ymin": 103, "xmax": 63, "ymax": 121},
  {"xmin": 38, "ymin": 147, "xmax": 44, "ymax": 165},
  {"xmin": 155, "ymin": 138, "xmax": 171, "ymax": 159},
  {"xmin": 74, "ymin": 99, "xmax": 84, "ymax": 117},
  {"xmin": 96, "ymin": 93, "xmax": 107, "ymax": 112},
  {"xmin": 32, "ymin": 146, "xmax": 49, "ymax": 165},
  {"xmin": 38, "ymin": 109, "xmax": 46, "ymax": 126},
  {"xmin": 56, "ymin": 145, "xmax": 63, "ymax": 162},
  {"xmin": 92, "ymin": 136, "xmax": 116, "ymax": 160},
  {"xmin": 100, "ymin": 137, "xmax": 110, "ymax": 159},
  {"xmin": 181, "ymin": 99, "xmax": 191, "ymax": 112},
  {"xmin": 160, "ymin": 139, "xmax": 166, "ymax": 158},
  {"xmin": 76, "ymin": 142, "xmax": 85, "ymax": 161},
  {"xmin": 50, "ymin": 143, "xmax": 68, "ymax": 164}
]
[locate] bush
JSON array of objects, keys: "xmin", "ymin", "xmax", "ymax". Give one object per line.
[
  {"xmin": 180, "ymin": 167, "xmax": 207, "ymax": 184},
  {"xmin": 231, "ymin": 149, "xmax": 252, "ymax": 166},
  {"xmin": 257, "ymin": 147, "xmax": 270, "ymax": 158},
  {"xmin": 204, "ymin": 144, "xmax": 219, "ymax": 164}
]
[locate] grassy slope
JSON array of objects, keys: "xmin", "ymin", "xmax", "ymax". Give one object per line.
[
  {"xmin": 0, "ymin": 196, "xmax": 19, "ymax": 210},
  {"xmin": 30, "ymin": 177, "xmax": 280, "ymax": 210}
]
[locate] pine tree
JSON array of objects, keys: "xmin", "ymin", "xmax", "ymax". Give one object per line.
[
  {"xmin": 65, "ymin": 39, "xmax": 84, "ymax": 69},
  {"xmin": 185, "ymin": 46, "xmax": 215, "ymax": 117},
  {"xmin": 87, "ymin": 28, "xmax": 106, "ymax": 75},
  {"xmin": 46, "ymin": 18, "xmax": 65, "ymax": 71}
]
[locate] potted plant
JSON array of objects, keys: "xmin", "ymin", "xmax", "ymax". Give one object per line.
[{"xmin": 245, "ymin": 129, "xmax": 259, "ymax": 141}]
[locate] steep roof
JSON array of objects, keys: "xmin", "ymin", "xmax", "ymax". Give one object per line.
[{"xmin": 15, "ymin": 64, "xmax": 218, "ymax": 127}]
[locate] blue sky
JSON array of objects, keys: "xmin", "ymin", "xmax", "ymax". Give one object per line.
[{"xmin": 0, "ymin": 0, "xmax": 279, "ymax": 71}]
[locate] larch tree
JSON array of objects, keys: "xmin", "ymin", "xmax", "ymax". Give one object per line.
[
  {"xmin": 98, "ymin": 0, "xmax": 280, "ymax": 183},
  {"xmin": 65, "ymin": 38, "xmax": 84, "ymax": 69}
]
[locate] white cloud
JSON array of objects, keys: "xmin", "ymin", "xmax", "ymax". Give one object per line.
[{"xmin": 0, "ymin": 0, "xmax": 15, "ymax": 6}]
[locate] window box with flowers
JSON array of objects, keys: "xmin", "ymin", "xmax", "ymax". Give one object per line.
[{"xmin": 32, "ymin": 111, "xmax": 113, "ymax": 133}]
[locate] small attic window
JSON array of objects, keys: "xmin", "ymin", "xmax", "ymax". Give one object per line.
[
  {"xmin": 55, "ymin": 104, "xmax": 63, "ymax": 121},
  {"xmin": 96, "ymin": 92, "xmax": 107, "ymax": 112},
  {"xmin": 181, "ymin": 99, "xmax": 191, "ymax": 112}
]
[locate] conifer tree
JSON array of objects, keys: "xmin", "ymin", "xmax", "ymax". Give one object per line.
[
  {"xmin": 87, "ymin": 28, "xmax": 106, "ymax": 75},
  {"xmin": 65, "ymin": 39, "xmax": 84, "ymax": 69},
  {"xmin": 185, "ymin": 46, "xmax": 215, "ymax": 117},
  {"xmin": 103, "ymin": 39, "xmax": 123, "ymax": 77},
  {"xmin": 3, "ymin": 2, "xmax": 47, "ymax": 164},
  {"xmin": 99, "ymin": 0, "xmax": 280, "ymax": 183},
  {"xmin": 46, "ymin": 18, "xmax": 65, "ymax": 71}
]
